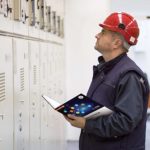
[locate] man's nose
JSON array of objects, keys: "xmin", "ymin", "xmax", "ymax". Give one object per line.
[{"xmin": 95, "ymin": 33, "xmax": 100, "ymax": 39}]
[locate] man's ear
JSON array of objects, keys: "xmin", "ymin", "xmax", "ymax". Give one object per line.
[{"xmin": 113, "ymin": 38, "xmax": 122, "ymax": 49}]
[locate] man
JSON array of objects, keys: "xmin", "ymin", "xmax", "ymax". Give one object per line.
[
  {"xmin": 148, "ymin": 93, "xmax": 150, "ymax": 108},
  {"xmin": 65, "ymin": 12, "xmax": 149, "ymax": 150}
]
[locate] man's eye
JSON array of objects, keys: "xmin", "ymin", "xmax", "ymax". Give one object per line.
[{"xmin": 101, "ymin": 30, "xmax": 105, "ymax": 34}]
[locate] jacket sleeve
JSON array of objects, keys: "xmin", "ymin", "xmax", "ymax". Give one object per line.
[{"xmin": 84, "ymin": 72, "xmax": 145, "ymax": 138}]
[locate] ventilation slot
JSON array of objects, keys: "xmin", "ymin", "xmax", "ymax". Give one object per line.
[
  {"xmin": 0, "ymin": 73, "xmax": 5, "ymax": 102},
  {"xmin": 20, "ymin": 68, "xmax": 25, "ymax": 91},
  {"xmin": 33, "ymin": 65, "xmax": 37, "ymax": 85}
]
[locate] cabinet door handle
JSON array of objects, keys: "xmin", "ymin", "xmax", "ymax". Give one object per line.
[
  {"xmin": 0, "ymin": 114, "xmax": 4, "ymax": 120},
  {"xmin": 19, "ymin": 100, "xmax": 25, "ymax": 103}
]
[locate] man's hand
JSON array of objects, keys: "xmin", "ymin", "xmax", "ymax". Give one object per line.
[{"xmin": 64, "ymin": 114, "xmax": 86, "ymax": 129}]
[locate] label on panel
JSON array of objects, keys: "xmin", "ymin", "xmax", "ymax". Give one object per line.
[
  {"xmin": 39, "ymin": 0, "xmax": 44, "ymax": 29},
  {"xmin": 44, "ymin": 5, "xmax": 51, "ymax": 32},
  {"xmin": 29, "ymin": 0, "xmax": 36, "ymax": 26},
  {"xmin": 13, "ymin": 0, "xmax": 21, "ymax": 21},
  {"xmin": 34, "ymin": 0, "xmax": 40, "ymax": 28},
  {"xmin": 51, "ymin": 11, "xmax": 56, "ymax": 34},
  {"xmin": 60, "ymin": 18, "xmax": 64, "ymax": 38}
]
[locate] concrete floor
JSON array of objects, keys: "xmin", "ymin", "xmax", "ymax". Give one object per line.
[
  {"xmin": 146, "ymin": 115, "xmax": 150, "ymax": 149},
  {"xmin": 67, "ymin": 141, "xmax": 78, "ymax": 150},
  {"xmin": 67, "ymin": 117, "xmax": 150, "ymax": 150}
]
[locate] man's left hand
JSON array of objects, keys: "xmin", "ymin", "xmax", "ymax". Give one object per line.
[{"xmin": 64, "ymin": 114, "xmax": 86, "ymax": 129}]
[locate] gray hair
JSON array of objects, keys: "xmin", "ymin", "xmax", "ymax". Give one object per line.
[
  {"xmin": 111, "ymin": 31, "xmax": 131, "ymax": 52},
  {"xmin": 118, "ymin": 33, "xmax": 131, "ymax": 52}
]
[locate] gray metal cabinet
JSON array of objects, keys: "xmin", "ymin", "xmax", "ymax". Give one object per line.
[
  {"xmin": 29, "ymin": 41, "xmax": 41, "ymax": 150},
  {"xmin": 0, "ymin": 36, "xmax": 13, "ymax": 150},
  {"xmin": 13, "ymin": 38, "xmax": 30, "ymax": 150}
]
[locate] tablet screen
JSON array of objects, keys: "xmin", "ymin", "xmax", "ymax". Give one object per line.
[{"xmin": 55, "ymin": 94, "xmax": 102, "ymax": 117}]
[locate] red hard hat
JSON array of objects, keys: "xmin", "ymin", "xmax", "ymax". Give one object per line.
[{"xmin": 99, "ymin": 12, "xmax": 139, "ymax": 45}]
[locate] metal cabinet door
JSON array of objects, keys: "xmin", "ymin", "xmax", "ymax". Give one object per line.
[
  {"xmin": 47, "ymin": 43, "xmax": 59, "ymax": 150},
  {"xmin": 47, "ymin": 44, "xmax": 54, "ymax": 97},
  {"xmin": 13, "ymin": 38, "xmax": 30, "ymax": 150},
  {"xmin": 50, "ymin": 44, "xmax": 65, "ymax": 101},
  {"xmin": 29, "ymin": 41, "xmax": 41, "ymax": 150},
  {"xmin": 39, "ymin": 42, "xmax": 49, "ymax": 150},
  {"xmin": 54, "ymin": 44, "xmax": 66, "ymax": 150},
  {"xmin": 0, "ymin": 36, "xmax": 13, "ymax": 150},
  {"xmin": 47, "ymin": 43, "xmax": 66, "ymax": 150}
]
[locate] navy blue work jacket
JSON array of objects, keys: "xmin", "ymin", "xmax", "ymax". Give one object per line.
[{"xmin": 79, "ymin": 53, "xmax": 149, "ymax": 150}]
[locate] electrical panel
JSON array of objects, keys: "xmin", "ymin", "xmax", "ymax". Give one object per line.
[
  {"xmin": 13, "ymin": 38, "xmax": 30, "ymax": 150},
  {"xmin": 0, "ymin": 0, "xmax": 13, "ymax": 19},
  {"xmin": 39, "ymin": 0, "xmax": 44, "ymax": 29},
  {"xmin": 29, "ymin": 41, "xmax": 41, "ymax": 150},
  {"xmin": 29, "ymin": 0, "xmax": 36, "ymax": 26},
  {"xmin": 0, "ymin": 0, "xmax": 3, "ymax": 15},
  {"xmin": 0, "ymin": 0, "xmax": 65, "ymax": 38},
  {"xmin": 44, "ymin": 5, "xmax": 51, "ymax": 32},
  {"xmin": 21, "ymin": 0, "xmax": 29, "ymax": 24},
  {"xmin": 3, "ymin": 0, "xmax": 13, "ymax": 18},
  {"xmin": 0, "ymin": 0, "xmax": 66, "ymax": 150},
  {"xmin": 46, "ymin": 43, "xmax": 66, "ymax": 150},
  {"xmin": 0, "ymin": 36, "xmax": 13, "ymax": 150},
  {"xmin": 51, "ymin": 10, "xmax": 56, "ymax": 34},
  {"xmin": 47, "ymin": 44, "xmax": 53, "ymax": 97},
  {"xmin": 39, "ymin": 42, "xmax": 49, "ymax": 150},
  {"xmin": 13, "ymin": 0, "xmax": 28, "ymax": 23},
  {"xmin": 33, "ymin": 0, "xmax": 40, "ymax": 28},
  {"xmin": 60, "ymin": 18, "xmax": 64, "ymax": 38},
  {"xmin": 13, "ymin": 0, "xmax": 21, "ymax": 21},
  {"xmin": 56, "ymin": 15, "xmax": 60, "ymax": 36}
]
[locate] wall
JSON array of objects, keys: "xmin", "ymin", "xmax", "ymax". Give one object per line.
[
  {"xmin": 110, "ymin": 0, "xmax": 150, "ymax": 82},
  {"xmin": 110, "ymin": 0, "xmax": 150, "ymax": 16}
]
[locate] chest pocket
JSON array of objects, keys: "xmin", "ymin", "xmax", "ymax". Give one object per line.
[{"xmin": 92, "ymin": 80, "xmax": 116, "ymax": 108}]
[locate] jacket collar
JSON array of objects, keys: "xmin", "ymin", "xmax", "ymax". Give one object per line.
[{"xmin": 93, "ymin": 52, "xmax": 127, "ymax": 74}]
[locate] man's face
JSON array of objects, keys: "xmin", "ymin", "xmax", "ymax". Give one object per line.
[{"xmin": 94, "ymin": 29, "xmax": 115, "ymax": 54}]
